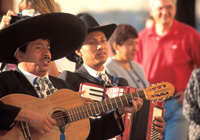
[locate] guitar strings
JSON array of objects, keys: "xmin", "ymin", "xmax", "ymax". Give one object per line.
[
  {"xmin": 51, "ymin": 88, "xmax": 167, "ymax": 121},
  {"xmin": 52, "ymin": 91, "xmax": 145, "ymax": 119},
  {"xmin": 21, "ymin": 86, "xmax": 167, "ymax": 133},
  {"xmin": 51, "ymin": 91, "xmax": 146, "ymax": 121}
]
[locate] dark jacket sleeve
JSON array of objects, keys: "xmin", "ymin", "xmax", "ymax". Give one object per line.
[
  {"xmin": 0, "ymin": 101, "xmax": 21, "ymax": 130},
  {"xmin": 59, "ymin": 70, "xmax": 84, "ymax": 91},
  {"xmin": 87, "ymin": 111, "xmax": 124, "ymax": 140},
  {"xmin": 0, "ymin": 71, "xmax": 21, "ymax": 130}
]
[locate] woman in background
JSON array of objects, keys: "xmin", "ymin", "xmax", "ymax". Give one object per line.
[
  {"xmin": 105, "ymin": 24, "xmax": 149, "ymax": 90},
  {"xmin": 105, "ymin": 24, "xmax": 165, "ymax": 140},
  {"xmin": 18, "ymin": 0, "xmax": 57, "ymax": 14}
]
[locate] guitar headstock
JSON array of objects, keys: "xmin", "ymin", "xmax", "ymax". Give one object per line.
[{"xmin": 144, "ymin": 82, "xmax": 175, "ymax": 101}]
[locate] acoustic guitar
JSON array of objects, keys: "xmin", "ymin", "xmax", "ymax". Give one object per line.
[{"xmin": 0, "ymin": 82, "xmax": 174, "ymax": 140}]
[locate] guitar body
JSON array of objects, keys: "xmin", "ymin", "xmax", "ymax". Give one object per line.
[
  {"xmin": 0, "ymin": 89, "xmax": 90, "ymax": 140},
  {"xmin": 0, "ymin": 82, "xmax": 175, "ymax": 140}
]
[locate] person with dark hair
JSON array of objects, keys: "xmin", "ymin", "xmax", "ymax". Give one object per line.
[
  {"xmin": 59, "ymin": 15, "xmax": 131, "ymax": 91},
  {"xmin": 106, "ymin": 24, "xmax": 146, "ymax": 88},
  {"xmin": 0, "ymin": 0, "xmax": 58, "ymax": 72},
  {"xmin": 135, "ymin": 0, "xmax": 200, "ymax": 139},
  {"xmin": 59, "ymin": 15, "xmax": 165, "ymax": 139},
  {"xmin": 0, "ymin": 13, "xmax": 143, "ymax": 140},
  {"xmin": 0, "ymin": 12, "xmax": 85, "ymax": 136},
  {"xmin": 105, "ymin": 24, "xmax": 165, "ymax": 140}
]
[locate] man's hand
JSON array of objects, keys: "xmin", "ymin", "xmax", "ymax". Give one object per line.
[
  {"xmin": 15, "ymin": 109, "xmax": 56, "ymax": 134},
  {"xmin": 174, "ymin": 91, "xmax": 185, "ymax": 105},
  {"xmin": 27, "ymin": 111, "xmax": 56, "ymax": 134},
  {"xmin": 0, "ymin": 10, "xmax": 16, "ymax": 29},
  {"xmin": 118, "ymin": 97, "xmax": 143, "ymax": 116},
  {"xmin": 113, "ymin": 97, "xmax": 143, "ymax": 130},
  {"xmin": 154, "ymin": 109, "xmax": 166, "ymax": 139},
  {"xmin": 76, "ymin": 90, "xmax": 95, "ymax": 104}
]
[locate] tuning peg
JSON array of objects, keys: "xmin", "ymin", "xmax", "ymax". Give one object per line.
[
  {"xmin": 163, "ymin": 97, "xmax": 166, "ymax": 100},
  {"xmin": 158, "ymin": 99, "xmax": 162, "ymax": 102}
]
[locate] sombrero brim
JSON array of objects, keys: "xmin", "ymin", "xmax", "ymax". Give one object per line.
[
  {"xmin": 67, "ymin": 23, "xmax": 117, "ymax": 63},
  {"xmin": 0, "ymin": 12, "xmax": 87, "ymax": 64},
  {"xmin": 88, "ymin": 24, "xmax": 116, "ymax": 40}
]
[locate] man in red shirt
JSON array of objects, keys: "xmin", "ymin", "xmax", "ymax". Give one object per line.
[{"xmin": 134, "ymin": 0, "xmax": 200, "ymax": 140}]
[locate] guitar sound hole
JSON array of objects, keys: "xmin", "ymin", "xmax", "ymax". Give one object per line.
[{"xmin": 51, "ymin": 110, "xmax": 68, "ymax": 127}]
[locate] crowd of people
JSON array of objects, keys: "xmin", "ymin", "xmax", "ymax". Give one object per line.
[{"xmin": 0, "ymin": 0, "xmax": 199, "ymax": 140}]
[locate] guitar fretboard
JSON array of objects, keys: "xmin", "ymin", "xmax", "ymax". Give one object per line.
[{"xmin": 67, "ymin": 90, "xmax": 146, "ymax": 122}]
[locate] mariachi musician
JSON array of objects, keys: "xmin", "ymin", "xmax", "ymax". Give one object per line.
[
  {"xmin": 0, "ymin": 13, "xmax": 143, "ymax": 140},
  {"xmin": 59, "ymin": 14, "xmax": 166, "ymax": 139}
]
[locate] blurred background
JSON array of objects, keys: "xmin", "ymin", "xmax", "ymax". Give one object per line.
[{"xmin": 0, "ymin": 0, "xmax": 199, "ymax": 33}]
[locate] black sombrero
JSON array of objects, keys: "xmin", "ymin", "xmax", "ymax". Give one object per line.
[
  {"xmin": 67, "ymin": 14, "xmax": 117, "ymax": 63},
  {"xmin": 0, "ymin": 12, "xmax": 87, "ymax": 64}
]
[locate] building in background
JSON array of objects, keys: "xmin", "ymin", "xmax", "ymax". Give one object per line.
[{"xmin": 1, "ymin": 0, "xmax": 200, "ymax": 33}]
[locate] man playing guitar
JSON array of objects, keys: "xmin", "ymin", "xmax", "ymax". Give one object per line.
[
  {"xmin": 59, "ymin": 14, "xmax": 166, "ymax": 139},
  {"xmin": 0, "ymin": 13, "xmax": 143, "ymax": 140}
]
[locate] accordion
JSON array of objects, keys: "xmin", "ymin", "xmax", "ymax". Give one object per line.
[
  {"xmin": 146, "ymin": 100, "xmax": 163, "ymax": 140},
  {"xmin": 79, "ymin": 83, "xmax": 163, "ymax": 140}
]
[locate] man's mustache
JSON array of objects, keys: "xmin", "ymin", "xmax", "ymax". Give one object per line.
[{"xmin": 41, "ymin": 56, "xmax": 51, "ymax": 61}]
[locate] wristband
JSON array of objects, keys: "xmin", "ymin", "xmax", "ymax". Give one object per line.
[{"xmin": 115, "ymin": 108, "xmax": 122, "ymax": 118}]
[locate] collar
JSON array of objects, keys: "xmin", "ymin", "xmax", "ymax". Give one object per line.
[
  {"xmin": 83, "ymin": 64, "xmax": 106, "ymax": 78},
  {"xmin": 18, "ymin": 66, "xmax": 49, "ymax": 85},
  {"xmin": 147, "ymin": 19, "xmax": 178, "ymax": 37}
]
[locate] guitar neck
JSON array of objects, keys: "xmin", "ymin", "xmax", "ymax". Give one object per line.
[
  {"xmin": 68, "ymin": 90, "xmax": 146, "ymax": 122},
  {"xmin": 0, "ymin": 83, "xmax": 174, "ymax": 140}
]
